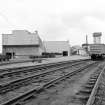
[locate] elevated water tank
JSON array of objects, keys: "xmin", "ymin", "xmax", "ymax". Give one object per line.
[{"xmin": 93, "ymin": 32, "xmax": 102, "ymax": 44}]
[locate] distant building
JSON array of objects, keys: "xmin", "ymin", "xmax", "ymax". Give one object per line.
[
  {"xmin": 78, "ymin": 48, "xmax": 87, "ymax": 56},
  {"xmin": 82, "ymin": 43, "xmax": 89, "ymax": 51},
  {"xmin": 43, "ymin": 41, "xmax": 70, "ymax": 56},
  {"xmin": 71, "ymin": 45, "xmax": 87, "ymax": 56},
  {"xmin": 2, "ymin": 30, "xmax": 45, "ymax": 59}
]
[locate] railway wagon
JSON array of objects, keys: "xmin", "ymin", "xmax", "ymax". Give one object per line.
[{"xmin": 89, "ymin": 44, "xmax": 105, "ymax": 60}]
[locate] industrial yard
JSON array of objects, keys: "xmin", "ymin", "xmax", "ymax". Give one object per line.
[
  {"xmin": 0, "ymin": 57, "xmax": 105, "ymax": 105},
  {"xmin": 0, "ymin": 27, "xmax": 105, "ymax": 105},
  {"xmin": 0, "ymin": 0, "xmax": 105, "ymax": 105}
]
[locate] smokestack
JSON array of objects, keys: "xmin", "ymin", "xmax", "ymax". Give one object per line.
[{"xmin": 93, "ymin": 32, "xmax": 102, "ymax": 44}]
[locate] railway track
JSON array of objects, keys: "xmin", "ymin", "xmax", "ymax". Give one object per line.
[
  {"xmin": 85, "ymin": 63, "xmax": 105, "ymax": 105},
  {"xmin": 0, "ymin": 59, "xmax": 91, "ymax": 94},
  {"xmin": 0, "ymin": 60, "xmax": 88, "ymax": 78},
  {"xmin": 0, "ymin": 60, "xmax": 99, "ymax": 105},
  {"xmin": 68, "ymin": 62, "xmax": 105, "ymax": 105},
  {"xmin": 0, "ymin": 59, "xmax": 90, "ymax": 84},
  {"xmin": 0, "ymin": 59, "xmax": 89, "ymax": 74},
  {"xmin": 0, "ymin": 60, "xmax": 88, "ymax": 85}
]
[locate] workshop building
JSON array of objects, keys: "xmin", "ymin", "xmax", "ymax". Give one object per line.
[
  {"xmin": 2, "ymin": 30, "xmax": 45, "ymax": 59},
  {"xmin": 43, "ymin": 41, "xmax": 70, "ymax": 56}
]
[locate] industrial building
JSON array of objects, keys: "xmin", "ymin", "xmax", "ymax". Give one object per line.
[
  {"xmin": 43, "ymin": 41, "xmax": 70, "ymax": 56},
  {"xmin": 2, "ymin": 30, "xmax": 45, "ymax": 59},
  {"xmin": 82, "ymin": 32, "xmax": 102, "ymax": 54}
]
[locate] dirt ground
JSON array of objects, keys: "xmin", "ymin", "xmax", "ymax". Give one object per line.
[
  {"xmin": 0, "ymin": 55, "xmax": 88, "ymax": 70},
  {"xmin": 25, "ymin": 65, "xmax": 97, "ymax": 105}
]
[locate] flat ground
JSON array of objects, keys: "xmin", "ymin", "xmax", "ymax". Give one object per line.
[
  {"xmin": 25, "ymin": 63, "xmax": 96, "ymax": 105},
  {"xmin": 0, "ymin": 55, "xmax": 89, "ymax": 69}
]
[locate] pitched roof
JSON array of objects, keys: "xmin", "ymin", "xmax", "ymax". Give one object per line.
[{"xmin": 2, "ymin": 30, "xmax": 40, "ymax": 45}]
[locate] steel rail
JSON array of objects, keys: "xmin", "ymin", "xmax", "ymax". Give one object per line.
[
  {"xmin": 0, "ymin": 60, "xmax": 90, "ymax": 94},
  {"xmin": 86, "ymin": 64, "xmax": 105, "ymax": 105},
  {"xmin": 1, "ymin": 61, "xmax": 97, "ymax": 105},
  {"xmin": 0, "ymin": 60, "xmax": 88, "ymax": 78}
]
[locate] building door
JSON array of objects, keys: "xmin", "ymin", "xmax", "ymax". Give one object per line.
[
  {"xmin": 6, "ymin": 52, "xmax": 12, "ymax": 59},
  {"xmin": 63, "ymin": 51, "xmax": 68, "ymax": 56}
]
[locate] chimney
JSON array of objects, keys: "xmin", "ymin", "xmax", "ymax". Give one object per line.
[{"xmin": 93, "ymin": 32, "xmax": 102, "ymax": 44}]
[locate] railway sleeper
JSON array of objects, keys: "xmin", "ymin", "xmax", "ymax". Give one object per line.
[
  {"xmin": 0, "ymin": 60, "xmax": 88, "ymax": 79},
  {"xmin": 1, "ymin": 62, "xmax": 97, "ymax": 105},
  {"xmin": 82, "ymin": 84, "xmax": 94, "ymax": 89},
  {"xmin": 86, "ymin": 82, "xmax": 95, "ymax": 86},
  {"xmin": 0, "ymin": 76, "xmax": 44, "ymax": 94},
  {"xmin": 74, "ymin": 95, "xmax": 89, "ymax": 103},
  {"xmin": 90, "ymin": 74, "xmax": 99, "ymax": 78},
  {"xmin": 89, "ymin": 77, "xmax": 98, "ymax": 80},
  {"xmin": 0, "ymin": 61, "xmax": 89, "ymax": 83},
  {"xmin": 77, "ymin": 89, "xmax": 92, "ymax": 94},
  {"xmin": 0, "ymin": 82, "xmax": 32, "ymax": 94},
  {"xmin": 0, "ymin": 76, "xmax": 49, "ymax": 94},
  {"xmin": 88, "ymin": 79, "xmax": 97, "ymax": 83},
  {"xmin": 12, "ymin": 70, "xmax": 86, "ymax": 105},
  {"xmin": 0, "ymin": 65, "xmax": 93, "ymax": 94}
]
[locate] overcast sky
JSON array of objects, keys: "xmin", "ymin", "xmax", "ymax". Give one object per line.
[{"xmin": 0, "ymin": 0, "xmax": 105, "ymax": 51}]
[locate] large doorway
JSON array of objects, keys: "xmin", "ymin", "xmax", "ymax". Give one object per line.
[
  {"xmin": 6, "ymin": 52, "xmax": 12, "ymax": 59},
  {"xmin": 6, "ymin": 52, "xmax": 15, "ymax": 59},
  {"xmin": 63, "ymin": 51, "xmax": 68, "ymax": 56}
]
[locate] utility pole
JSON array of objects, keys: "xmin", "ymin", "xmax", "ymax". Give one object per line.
[
  {"xmin": 86, "ymin": 35, "xmax": 88, "ymax": 53},
  {"xmin": 86, "ymin": 35, "xmax": 88, "ymax": 45}
]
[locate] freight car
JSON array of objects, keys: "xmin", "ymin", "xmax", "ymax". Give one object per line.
[{"xmin": 89, "ymin": 44, "xmax": 105, "ymax": 60}]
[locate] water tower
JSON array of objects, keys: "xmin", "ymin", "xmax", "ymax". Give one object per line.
[{"xmin": 93, "ymin": 32, "xmax": 102, "ymax": 44}]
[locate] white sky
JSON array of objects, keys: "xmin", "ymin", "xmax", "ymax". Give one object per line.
[{"xmin": 0, "ymin": 0, "xmax": 105, "ymax": 52}]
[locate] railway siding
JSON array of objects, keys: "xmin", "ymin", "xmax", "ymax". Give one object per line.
[
  {"xmin": 0, "ymin": 61, "xmax": 98, "ymax": 105},
  {"xmin": 87, "ymin": 65, "xmax": 105, "ymax": 105},
  {"xmin": 0, "ymin": 60, "xmax": 90, "ymax": 94},
  {"xmin": 82, "ymin": 63, "xmax": 105, "ymax": 105}
]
